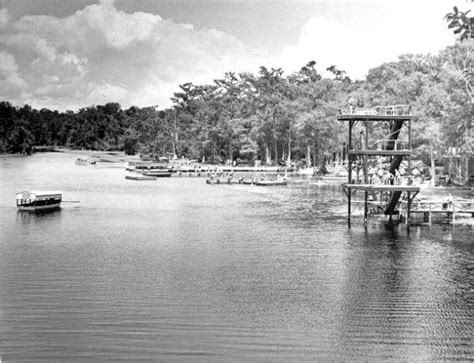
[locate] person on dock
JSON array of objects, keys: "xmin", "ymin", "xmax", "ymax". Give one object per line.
[
  {"xmin": 442, "ymin": 193, "xmax": 453, "ymax": 209},
  {"xmin": 371, "ymin": 173, "xmax": 380, "ymax": 184},
  {"xmin": 382, "ymin": 171, "xmax": 394, "ymax": 185},
  {"xmin": 348, "ymin": 96, "xmax": 356, "ymax": 114},
  {"xmin": 395, "ymin": 169, "xmax": 401, "ymax": 185}
]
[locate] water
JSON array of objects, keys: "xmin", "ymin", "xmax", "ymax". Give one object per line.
[{"xmin": 1, "ymin": 153, "xmax": 473, "ymax": 361}]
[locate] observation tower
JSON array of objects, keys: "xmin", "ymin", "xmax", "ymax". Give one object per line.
[{"xmin": 338, "ymin": 105, "xmax": 420, "ymax": 228}]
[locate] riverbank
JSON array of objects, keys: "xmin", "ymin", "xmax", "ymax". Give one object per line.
[{"xmin": 32, "ymin": 147, "xmax": 139, "ymax": 163}]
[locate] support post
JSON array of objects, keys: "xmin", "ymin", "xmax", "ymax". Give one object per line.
[
  {"xmin": 364, "ymin": 119, "xmax": 369, "ymax": 227},
  {"xmin": 348, "ymin": 187, "xmax": 352, "ymax": 227},
  {"xmin": 407, "ymin": 191, "xmax": 411, "ymax": 229},
  {"xmin": 364, "ymin": 191, "xmax": 368, "ymax": 227},
  {"xmin": 348, "ymin": 120, "xmax": 353, "ymax": 228},
  {"xmin": 408, "ymin": 119, "xmax": 412, "ymax": 175}
]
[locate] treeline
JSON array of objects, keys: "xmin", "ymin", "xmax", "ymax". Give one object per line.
[{"xmin": 0, "ymin": 43, "xmax": 471, "ymax": 167}]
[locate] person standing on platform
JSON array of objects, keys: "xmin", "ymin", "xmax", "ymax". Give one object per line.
[
  {"xmin": 395, "ymin": 169, "xmax": 401, "ymax": 185},
  {"xmin": 348, "ymin": 96, "xmax": 356, "ymax": 114}
]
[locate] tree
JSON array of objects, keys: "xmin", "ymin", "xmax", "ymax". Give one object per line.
[
  {"xmin": 445, "ymin": 7, "xmax": 473, "ymax": 42},
  {"xmin": 326, "ymin": 65, "xmax": 351, "ymax": 83},
  {"xmin": 445, "ymin": 6, "xmax": 473, "ymax": 184},
  {"xmin": 121, "ymin": 128, "xmax": 139, "ymax": 155}
]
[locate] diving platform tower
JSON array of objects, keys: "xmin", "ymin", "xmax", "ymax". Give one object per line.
[{"xmin": 338, "ymin": 105, "xmax": 420, "ymax": 228}]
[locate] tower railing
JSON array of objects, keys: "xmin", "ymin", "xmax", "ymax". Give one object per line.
[{"xmin": 344, "ymin": 104, "xmax": 412, "ymax": 116}]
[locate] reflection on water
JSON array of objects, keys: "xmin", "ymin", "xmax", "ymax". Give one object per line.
[
  {"xmin": 0, "ymin": 153, "xmax": 473, "ymax": 361},
  {"xmin": 16, "ymin": 209, "xmax": 63, "ymax": 225}
]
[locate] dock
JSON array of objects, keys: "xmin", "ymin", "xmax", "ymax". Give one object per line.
[
  {"xmin": 343, "ymin": 184, "xmax": 420, "ymax": 193},
  {"xmin": 401, "ymin": 199, "xmax": 474, "ymax": 223}
]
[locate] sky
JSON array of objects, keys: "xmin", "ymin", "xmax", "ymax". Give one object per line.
[{"xmin": 0, "ymin": 0, "xmax": 472, "ymax": 111}]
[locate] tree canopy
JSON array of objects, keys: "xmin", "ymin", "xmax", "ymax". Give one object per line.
[{"xmin": 0, "ymin": 42, "xmax": 471, "ymax": 168}]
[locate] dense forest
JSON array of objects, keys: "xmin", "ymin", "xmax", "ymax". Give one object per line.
[{"xmin": 0, "ymin": 42, "xmax": 472, "ymax": 168}]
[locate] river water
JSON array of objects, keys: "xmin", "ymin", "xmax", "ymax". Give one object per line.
[{"xmin": 0, "ymin": 152, "xmax": 472, "ymax": 361}]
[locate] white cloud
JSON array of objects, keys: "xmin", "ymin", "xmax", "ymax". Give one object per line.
[
  {"xmin": 0, "ymin": 51, "xmax": 27, "ymax": 99},
  {"xmin": 34, "ymin": 39, "xmax": 57, "ymax": 61},
  {"xmin": 0, "ymin": 8, "xmax": 10, "ymax": 27},
  {"xmin": 0, "ymin": 1, "xmax": 258, "ymax": 110},
  {"xmin": 0, "ymin": 1, "xmax": 469, "ymax": 110},
  {"xmin": 272, "ymin": 2, "xmax": 459, "ymax": 79}
]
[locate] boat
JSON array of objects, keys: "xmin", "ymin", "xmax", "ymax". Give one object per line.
[
  {"xmin": 240, "ymin": 178, "xmax": 255, "ymax": 185},
  {"xmin": 125, "ymin": 174, "xmax": 157, "ymax": 180},
  {"xmin": 254, "ymin": 179, "xmax": 287, "ymax": 186},
  {"xmin": 206, "ymin": 177, "xmax": 237, "ymax": 184},
  {"xmin": 75, "ymin": 157, "xmax": 96, "ymax": 165},
  {"xmin": 142, "ymin": 170, "xmax": 172, "ymax": 177},
  {"xmin": 297, "ymin": 167, "xmax": 316, "ymax": 175},
  {"xmin": 16, "ymin": 191, "xmax": 62, "ymax": 212},
  {"xmin": 125, "ymin": 161, "xmax": 169, "ymax": 172}
]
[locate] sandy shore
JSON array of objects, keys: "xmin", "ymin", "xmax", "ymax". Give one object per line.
[{"xmin": 41, "ymin": 147, "xmax": 140, "ymax": 163}]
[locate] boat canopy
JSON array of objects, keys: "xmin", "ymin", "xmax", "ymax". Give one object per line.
[{"xmin": 16, "ymin": 191, "xmax": 62, "ymax": 201}]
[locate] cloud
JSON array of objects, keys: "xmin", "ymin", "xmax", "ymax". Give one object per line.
[
  {"xmin": 0, "ymin": 50, "xmax": 27, "ymax": 100},
  {"xmin": 0, "ymin": 2, "xmax": 258, "ymax": 110},
  {"xmin": 0, "ymin": 8, "xmax": 9, "ymax": 27},
  {"xmin": 0, "ymin": 1, "xmax": 467, "ymax": 110},
  {"xmin": 268, "ymin": 1, "xmax": 462, "ymax": 79}
]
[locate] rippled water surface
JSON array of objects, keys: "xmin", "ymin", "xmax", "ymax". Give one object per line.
[{"xmin": 1, "ymin": 153, "xmax": 473, "ymax": 361}]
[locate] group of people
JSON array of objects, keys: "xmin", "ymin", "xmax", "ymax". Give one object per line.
[
  {"xmin": 366, "ymin": 166, "xmax": 424, "ymax": 186},
  {"xmin": 207, "ymin": 171, "xmax": 287, "ymax": 184}
]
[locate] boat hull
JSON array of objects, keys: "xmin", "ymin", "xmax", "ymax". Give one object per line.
[
  {"xmin": 143, "ymin": 171, "xmax": 172, "ymax": 177},
  {"xmin": 206, "ymin": 178, "xmax": 240, "ymax": 184},
  {"xmin": 125, "ymin": 175, "xmax": 157, "ymax": 180},
  {"xmin": 17, "ymin": 203, "xmax": 61, "ymax": 212},
  {"xmin": 255, "ymin": 181, "xmax": 287, "ymax": 186}
]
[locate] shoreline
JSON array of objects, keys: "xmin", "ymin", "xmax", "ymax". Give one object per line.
[{"xmin": 37, "ymin": 147, "xmax": 138, "ymax": 163}]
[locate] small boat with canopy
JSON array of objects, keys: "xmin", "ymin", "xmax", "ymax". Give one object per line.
[{"xmin": 16, "ymin": 191, "xmax": 62, "ymax": 212}]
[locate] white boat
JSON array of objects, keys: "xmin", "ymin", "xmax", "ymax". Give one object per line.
[
  {"xmin": 125, "ymin": 161, "xmax": 169, "ymax": 172},
  {"xmin": 297, "ymin": 167, "xmax": 316, "ymax": 175},
  {"xmin": 255, "ymin": 179, "xmax": 287, "ymax": 186},
  {"xmin": 16, "ymin": 191, "xmax": 62, "ymax": 212},
  {"xmin": 142, "ymin": 170, "xmax": 172, "ymax": 177},
  {"xmin": 125, "ymin": 174, "xmax": 157, "ymax": 180},
  {"xmin": 75, "ymin": 157, "xmax": 96, "ymax": 165}
]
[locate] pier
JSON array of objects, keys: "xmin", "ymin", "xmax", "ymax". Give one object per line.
[{"xmin": 401, "ymin": 198, "xmax": 474, "ymax": 224}]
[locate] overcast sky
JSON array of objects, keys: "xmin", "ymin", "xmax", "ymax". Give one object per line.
[{"xmin": 0, "ymin": 0, "xmax": 471, "ymax": 110}]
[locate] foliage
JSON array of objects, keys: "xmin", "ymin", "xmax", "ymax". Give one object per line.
[
  {"xmin": 445, "ymin": 6, "xmax": 473, "ymax": 42},
  {"xmin": 0, "ymin": 44, "xmax": 471, "ymax": 166}
]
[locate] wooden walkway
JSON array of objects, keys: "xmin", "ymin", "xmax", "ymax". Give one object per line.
[
  {"xmin": 400, "ymin": 199, "xmax": 474, "ymax": 223},
  {"xmin": 348, "ymin": 150, "xmax": 411, "ymax": 156},
  {"xmin": 343, "ymin": 184, "xmax": 420, "ymax": 193}
]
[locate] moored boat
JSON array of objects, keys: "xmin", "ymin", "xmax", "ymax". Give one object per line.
[
  {"xmin": 125, "ymin": 161, "xmax": 169, "ymax": 172},
  {"xmin": 75, "ymin": 157, "xmax": 96, "ymax": 165},
  {"xmin": 297, "ymin": 167, "xmax": 316, "ymax": 175},
  {"xmin": 255, "ymin": 177, "xmax": 286, "ymax": 186},
  {"xmin": 16, "ymin": 191, "xmax": 62, "ymax": 212},
  {"xmin": 125, "ymin": 174, "xmax": 157, "ymax": 180},
  {"xmin": 255, "ymin": 180, "xmax": 287, "ymax": 186},
  {"xmin": 206, "ymin": 177, "xmax": 240, "ymax": 184},
  {"xmin": 142, "ymin": 170, "xmax": 172, "ymax": 177}
]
